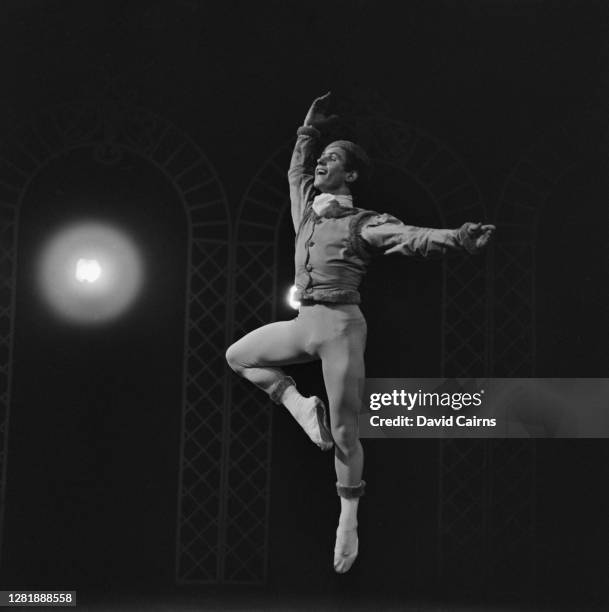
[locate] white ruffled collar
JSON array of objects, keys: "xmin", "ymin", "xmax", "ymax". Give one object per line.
[{"xmin": 312, "ymin": 193, "xmax": 353, "ymax": 215}]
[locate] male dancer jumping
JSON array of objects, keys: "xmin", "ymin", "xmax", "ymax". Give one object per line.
[{"xmin": 226, "ymin": 92, "xmax": 495, "ymax": 573}]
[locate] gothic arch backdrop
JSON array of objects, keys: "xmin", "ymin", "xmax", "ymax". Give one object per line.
[
  {"xmin": 226, "ymin": 114, "xmax": 489, "ymax": 584},
  {"xmin": 494, "ymin": 113, "xmax": 609, "ymax": 375},
  {"xmin": 486, "ymin": 113, "xmax": 609, "ymax": 595},
  {"xmin": 0, "ymin": 100, "xmax": 231, "ymax": 583}
]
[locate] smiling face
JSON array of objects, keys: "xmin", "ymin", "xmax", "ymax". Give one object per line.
[{"xmin": 314, "ymin": 146, "xmax": 359, "ymax": 194}]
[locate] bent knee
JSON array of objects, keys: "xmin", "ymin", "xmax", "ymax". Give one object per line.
[{"xmin": 225, "ymin": 343, "xmax": 243, "ymax": 372}]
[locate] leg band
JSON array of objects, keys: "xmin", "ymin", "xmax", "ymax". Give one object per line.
[
  {"xmin": 269, "ymin": 375, "xmax": 296, "ymax": 405},
  {"xmin": 336, "ymin": 480, "xmax": 366, "ymax": 499}
]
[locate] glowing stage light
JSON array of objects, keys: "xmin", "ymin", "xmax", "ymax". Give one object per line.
[
  {"xmin": 37, "ymin": 220, "xmax": 144, "ymax": 325},
  {"xmin": 75, "ymin": 258, "xmax": 102, "ymax": 283},
  {"xmin": 287, "ymin": 285, "xmax": 301, "ymax": 310}
]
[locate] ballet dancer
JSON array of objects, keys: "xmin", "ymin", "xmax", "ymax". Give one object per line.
[{"xmin": 226, "ymin": 92, "xmax": 495, "ymax": 573}]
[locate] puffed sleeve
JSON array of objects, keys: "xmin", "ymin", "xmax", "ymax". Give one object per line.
[{"xmin": 360, "ymin": 213, "xmax": 466, "ymax": 258}]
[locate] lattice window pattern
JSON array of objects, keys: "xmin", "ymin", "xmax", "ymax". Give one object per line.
[{"xmin": 0, "ymin": 101, "xmax": 231, "ymax": 584}]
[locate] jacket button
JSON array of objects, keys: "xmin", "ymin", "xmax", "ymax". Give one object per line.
[
  {"xmin": 306, "ymin": 264, "xmax": 313, "ymax": 271},
  {"xmin": 308, "ymin": 240, "xmax": 315, "ymax": 247}
]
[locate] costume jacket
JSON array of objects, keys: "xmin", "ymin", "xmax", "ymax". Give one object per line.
[{"xmin": 289, "ymin": 125, "xmax": 475, "ymax": 305}]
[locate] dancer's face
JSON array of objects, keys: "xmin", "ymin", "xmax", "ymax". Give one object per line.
[{"xmin": 314, "ymin": 146, "xmax": 358, "ymax": 194}]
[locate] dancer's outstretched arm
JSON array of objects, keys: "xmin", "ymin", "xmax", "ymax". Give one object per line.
[
  {"xmin": 287, "ymin": 92, "xmax": 338, "ymax": 232},
  {"xmin": 360, "ymin": 213, "xmax": 496, "ymax": 257}
]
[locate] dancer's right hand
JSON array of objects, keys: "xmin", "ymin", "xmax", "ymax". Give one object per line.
[{"xmin": 303, "ymin": 92, "xmax": 339, "ymax": 130}]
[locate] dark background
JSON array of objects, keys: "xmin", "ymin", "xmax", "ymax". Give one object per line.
[{"xmin": 0, "ymin": 0, "xmax": 608, "ymax": 609}]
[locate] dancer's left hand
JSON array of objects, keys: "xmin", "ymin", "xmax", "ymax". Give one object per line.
[{"xmin": 459, "ymin": 222, "xmax": 496, "ymax": 253}]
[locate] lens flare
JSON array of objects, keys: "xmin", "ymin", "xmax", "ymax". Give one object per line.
[
  {"xmin": 75, "ymin": 258, "xmax": 102, "ymax": 283},
  {"xmin": 287, "ymin": 285, "xmax": 301, "ymax": 310},
  {"xmin": 37, "ymin": 220, "xmax": 144, "ymax": 325}
]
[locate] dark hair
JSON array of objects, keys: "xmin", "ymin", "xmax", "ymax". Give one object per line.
[{"xmin": 327, "ymin": 140, "xmax": 373, "ymax": 189}]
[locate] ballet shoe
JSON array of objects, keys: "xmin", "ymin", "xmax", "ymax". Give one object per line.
[
  {"xmin": 298, "ymin": 396, "xmax": 334, "ymax": 451},
  {"xmin": 312, "ymin": 396, "xmax": 334, "ymax": 451},
  {"xmin": 333, "ymin": 526, "xmax": 358, "ymax": 573}
]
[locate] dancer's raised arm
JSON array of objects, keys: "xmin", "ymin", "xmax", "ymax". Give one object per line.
[{"xmin": 288, "ymin": 92, "xmax": 338, "ymax": 232}]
